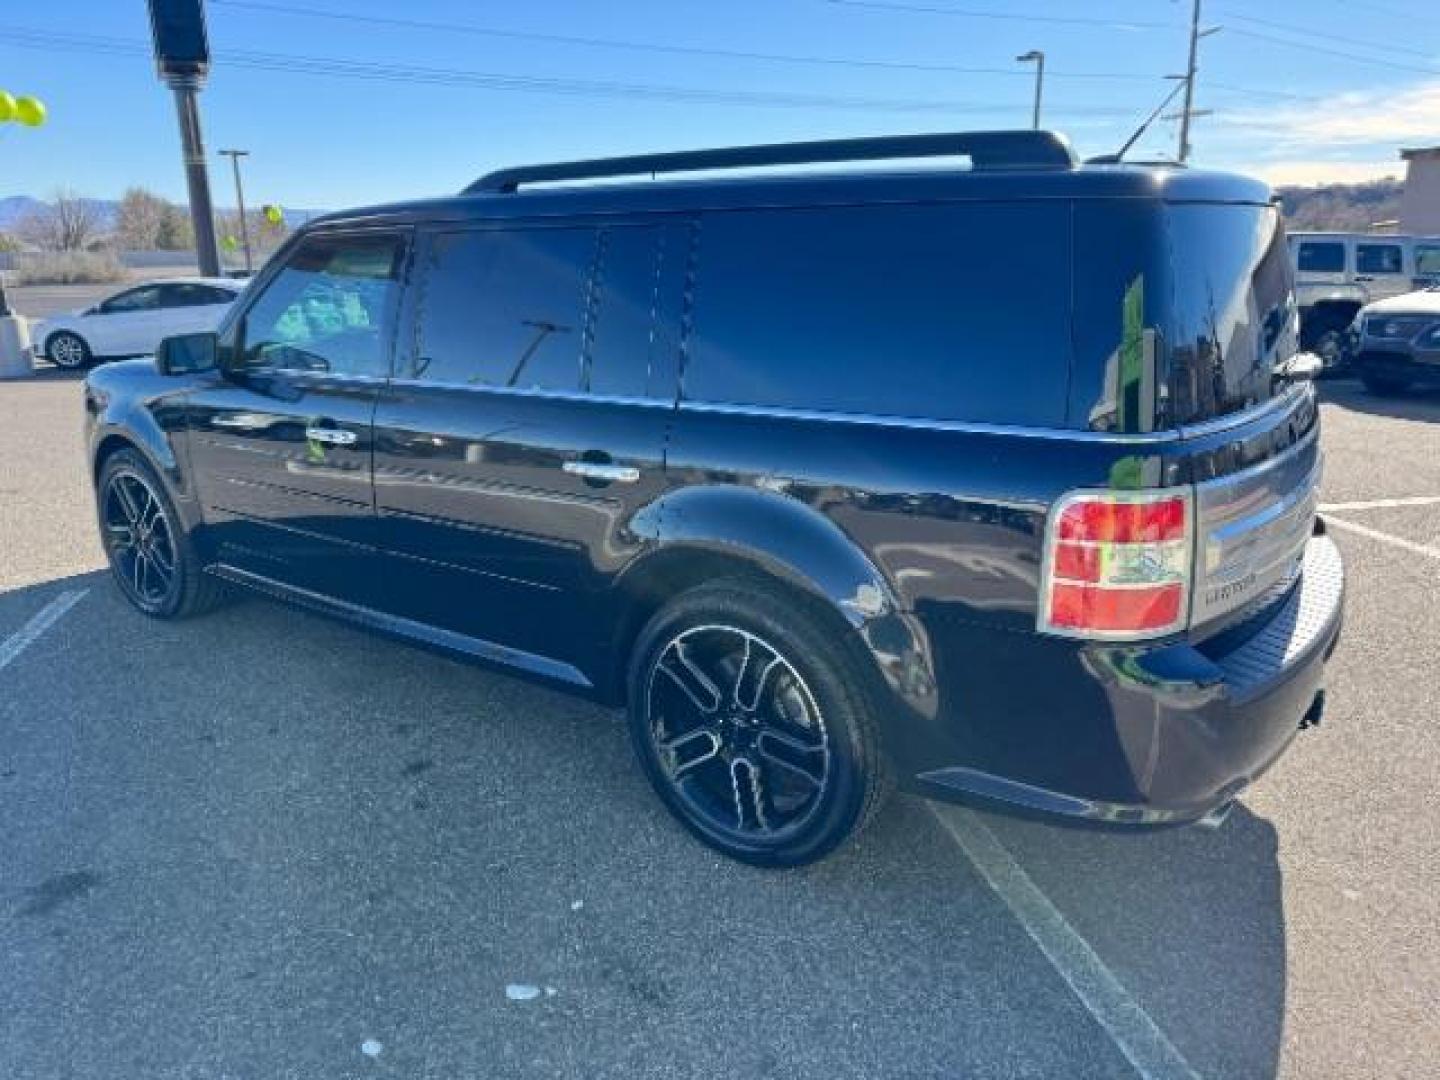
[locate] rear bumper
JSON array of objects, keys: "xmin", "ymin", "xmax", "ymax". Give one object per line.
[{"xmin": 906, "ymin": 530, "xmax": 1345, "ymax": 827}]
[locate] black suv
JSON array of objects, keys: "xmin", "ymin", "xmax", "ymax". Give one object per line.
[{"xmin": 84, "ymin": 132, "xmax": 1344, "ymax": 866}]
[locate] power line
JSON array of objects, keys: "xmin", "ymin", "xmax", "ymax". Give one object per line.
[
  {"xmin": 1226, "ymin": 26, "xmax": 1440, "ymax": 75},
  {"xmin": 1216, "ymin": 9, "xmax": 1438, "ymax": 62},
  {"xmin": 819, "ymin": 0, "xmax": 1172, "ymax": 29},
  {"xmin": 0, "ymin": 26, "xmax": 1141, "ymax": 116},
  {"xmin": 209, "ymin": 0, "xmax": 1166, "ymax": 83}
]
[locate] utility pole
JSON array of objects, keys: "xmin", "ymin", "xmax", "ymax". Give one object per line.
[
  {"xmin": 148, "ymin": 1, "xmax": 221, "ymax": 277},
  {"xmin": 1016, "ymin": 50, "xmax": 1045, "ymax": 130},
  {"xmin": 219, "ymin": 149, "xmax": 252, "ymax": 274},
  {"xmin": 1175, "ymin": 0, "xmax": 1221, "ymax": 163}
]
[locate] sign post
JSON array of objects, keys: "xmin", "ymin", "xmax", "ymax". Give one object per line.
[{"xmin": 147, "ymin": 0, "xmax": 221, "ymax": 277}]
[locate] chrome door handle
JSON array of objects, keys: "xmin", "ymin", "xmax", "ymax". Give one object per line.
[
  {"xmin": 305, "ymin": 426, "xmax": 357, "ymax": 446},
  {"xmin": 563, "ymin": 461, "xmax": 640, "ymax": 484}
]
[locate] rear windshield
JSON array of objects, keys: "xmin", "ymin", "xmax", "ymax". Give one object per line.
[{"xmin": 1164, "ymin": 204, "xmax": 1293, "ymax": 425}]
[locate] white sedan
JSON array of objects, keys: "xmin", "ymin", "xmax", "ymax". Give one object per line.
[{"xmin": 36, "ymin": 277, "xmax": 244, "ymax": 370}]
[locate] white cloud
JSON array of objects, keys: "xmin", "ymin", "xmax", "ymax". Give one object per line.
[
  {"xmin": 1251, "ymin": 160, "xmax": 1403, "ymax": 186},
  {"xmin": 1221, "ymin": 79, "xmax": 1440, "ymax": 149}
]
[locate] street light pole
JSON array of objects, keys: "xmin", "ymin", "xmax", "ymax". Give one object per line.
[
  {"xmin": 170, "ymin": 77, "xmax": 221, "ymax": 277},
  {"xmin": 1016, "ymin": 50, "xmax": 1045, "ymax": 130},
  {"xmin": 219, "ymin": 148, "xmax": 252, "ymax": 274}
]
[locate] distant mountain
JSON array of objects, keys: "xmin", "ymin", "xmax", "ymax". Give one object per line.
[{"xmin": 1276, "ymin": 179, "xmax": 1404, "ymax": 232}]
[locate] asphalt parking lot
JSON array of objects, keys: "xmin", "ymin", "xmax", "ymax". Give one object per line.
[{"xmin": 2, "ymin": 315, "xmax": 1438, "ymax": 1077}]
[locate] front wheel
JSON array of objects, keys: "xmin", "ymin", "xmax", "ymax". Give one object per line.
[
  {"xmin": 97, "ymin": 450, "xmax": 227, "ymax": 618},
  {"xmin": 46, "ymin": 331, "xmax": 92, "ymax": 370},
  {"xmin": 627, "ymin": 580, "xmax": 892, "ymax": 867}
]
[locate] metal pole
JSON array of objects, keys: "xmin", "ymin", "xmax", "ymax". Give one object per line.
[
  {"xmin": 170, "ymin": 78, "xmax": 221, "ymax": 277},
  {"xmin": 220, "ymin": 149, "xmax": 252, "ymax": 274},
  {"xmin": 1033, "ymin": 52, "xmax": 1045, "ymax": 129},
  {"xmin": 1178, "ymin": 0, "xmax": 1201, "ymax": 163},
  {"xmin": 1016, "ymin": 51, "xmax": 1045, "ymax": 130}
]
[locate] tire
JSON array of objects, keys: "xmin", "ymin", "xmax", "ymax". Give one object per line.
[
  {"xmin": 96, "ymin": 449, "xmax": 227, "ymax": 619},
  {"xmin": 46, "ymin": 331, "xmax": 92, "ymax": 370},
  {"xmin": 1361, "ymin": 372, "xmax": 1412, "ymax": 396},
  {"xmin": 627, "ymin": 579, "xmax": 893, "ymax": 867}
]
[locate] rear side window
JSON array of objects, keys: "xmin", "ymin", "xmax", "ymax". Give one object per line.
[
  {"xmin": 586, "ymin": 224, "xmax": 688, "ymax": 399},
  {"xmin": 413, "ymin": 228, "xmax": 593, "ymax": 391},
  {"xmin": 1296, "ymin": 242, "xmax": 1344, "ymax": 273},
  {"xmin": 684, "ymin": 203, "xmax": 1071, "ymax": 425},
  {"xmin": 1357, "ymin": 244, "xmax": 1402, "ymax": 274}
]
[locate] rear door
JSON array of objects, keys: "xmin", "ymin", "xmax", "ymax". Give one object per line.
[
  {"xmin": 187, "ymin": 230, "xmax": 408, "ymax": 605},
  {"xmin": 371, "ymin": 220, "xmax": 687, "ymax": 666},
  {"xmin": 1292, "ymin": 237, "xmax": 1348, "ymax": 297}
]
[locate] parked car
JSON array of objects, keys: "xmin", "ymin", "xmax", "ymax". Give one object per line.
[
  {"xmin": 37, "ymin": 277, "xmax": 243, "ymax": 370},
  {"xmin": 1350, "ymin": 285, "xmax": 1440, "ymax": 395},
  {"xmin": 1288, "ymin": 231, "xmax": 1440, "ymax": 367},
  {"xmin": 83, "ymin": 131, "xmax": 1344, "ymax": 866}
]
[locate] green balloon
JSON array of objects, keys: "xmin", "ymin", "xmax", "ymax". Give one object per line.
[
  {"xmin": 14, "ymin": 96, "xmax": 46, "ymax": 127},
  {"xmin": 223, "ymin": 235, "xmax": 239, "ymax": 251},
  {"xmin": 263, "ymin": 204, "xmax": 284, "ymax": 226},
  {"xmin": 0, "ymin": 91, "xmax": 16, "ymax": 123}
]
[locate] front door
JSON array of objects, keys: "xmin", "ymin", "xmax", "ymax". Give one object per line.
[
  {"xmin": 186, "ymin": 230, "xmax": 409, "ymax": 606},
  {"xmin": 371, "ymin": 221, "xmax": 688, "ymax": 670}
]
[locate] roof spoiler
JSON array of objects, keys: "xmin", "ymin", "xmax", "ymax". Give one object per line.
[{"xmin": 464, "ymin": 130, "xmax": 1077, "ymax": 194}]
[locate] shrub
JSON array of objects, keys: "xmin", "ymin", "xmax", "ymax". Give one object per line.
[{"xmin": 11, "ymin": 251, "xmax": 129, "ymax": 285}]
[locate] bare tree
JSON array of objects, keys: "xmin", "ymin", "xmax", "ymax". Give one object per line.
[
  {"xmin": 18, "ymin": 189, "xmax": 104, "ymax": 252},
  {"xmin": 115, "ymin": 187, "xmax": 171, "ymax": 250}
]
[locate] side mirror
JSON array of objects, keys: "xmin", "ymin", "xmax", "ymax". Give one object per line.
[
  {"xmin": 155, "ymin": 332, "xmax": 218, "ymax": 376},
  {"xmin": 1275, "ymin": 351, "xmax": 1324, "ymax": 384}
]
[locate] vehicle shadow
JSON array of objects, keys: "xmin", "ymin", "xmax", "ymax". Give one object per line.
[
  {"xmin": 978, "ymin": 801, "xmax": 1287, "ymax": 1079},
  {"xmin": 0, "ymin": 570, "xmax": 1288, "ymax": 1079},
  {"xmin": 1318, "ymin": 376, "xmax": 1440, "ymax": 422}
]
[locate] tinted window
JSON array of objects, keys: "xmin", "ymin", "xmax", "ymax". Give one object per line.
[
  {"xmin": 1296, "ymin": 242, "xmax": 1344, "ymax": 273},
  {"xmin": 101, "ymin": 286, "xmax": 164, "ymax": 314},
  {"xmin": 414, "ymin": 228, "xmax": 593, "ymax": 390},
  {"xmin": 586, "ymin": 224, "xmax": 686, "ymax": 399},
  {"xmin": 1417, "ymin": 244, "xmax": 1440, "ymax": 277},
  {"xmin": 239, "ymin": 233, "xmax": 402, "ymax": 377},
  {"xmin": 1165, "ymin": 205, "xmax": 1291, "ymax": 423},
  {"xmin": 1356, "ymin": 244, "xmax": 1402, "ymax": 274},
  {"xmin": 685, "ymin": 203, "xmax": 1070, "ymax": 425}
]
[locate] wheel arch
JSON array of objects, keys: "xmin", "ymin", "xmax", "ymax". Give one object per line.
[{"xmin": 605, "ymin": 485, "xmax": 939, "ymax": 725}]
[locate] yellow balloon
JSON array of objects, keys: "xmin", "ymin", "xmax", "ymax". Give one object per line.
[
  {"xmin": 0, "ymin": 91, "xmax": 16, "ymax": 123},
  {"xmin": 14, "ymin": 96, "xmax": 46, "ymax": 127},
  {"xmin": 263, "ymin": 204, "xmax": 284, "ymax": 226}
]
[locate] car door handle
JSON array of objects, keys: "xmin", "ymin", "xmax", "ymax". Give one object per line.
[
  {"xmin": 305, "ymin": 426, "xmax": 358, "ymax": 446},
  {"xmin": 562, "ymin": 461, "xmax": 640, "ymax": 484}
]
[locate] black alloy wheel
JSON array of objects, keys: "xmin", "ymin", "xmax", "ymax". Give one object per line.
[
  {"xmin": 96, "ymin": 450, "xmax": 227, "ymax": 618},
  {"xmin": 629, "ymin": 581, "xmax": 891, "ymax": 866}
]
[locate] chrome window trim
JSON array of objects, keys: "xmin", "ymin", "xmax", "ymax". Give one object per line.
[
  {"xmin": 373, "ymin": 371, "xmax": 1309, "ymax": 442},
  {"xmin": 670, "ymin": 384, "xmax": 1310, "ymax": 444}
]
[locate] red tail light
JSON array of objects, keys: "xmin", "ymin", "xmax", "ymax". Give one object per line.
[{"xmin": 1039, "ymin": 489, "xmax": 1193, "ymax": 640}]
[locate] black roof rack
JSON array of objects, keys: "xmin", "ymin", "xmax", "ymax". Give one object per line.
[{"xmin": 464, "ymin": 130, "xmax": 1076, "ymax": 194}]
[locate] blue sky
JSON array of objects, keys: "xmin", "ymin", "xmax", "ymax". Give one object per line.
[{"xmin": 2, "ymin": 0, "xmax": 1437, "ymax": 209}]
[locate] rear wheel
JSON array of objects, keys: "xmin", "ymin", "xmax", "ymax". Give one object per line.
[
  {"xmin": 1361, "ymin": 372, "xmax": 1412, "ymax": 396},
  {"xmin": 97, "ymin": 450, "xmax": 227, "ymax": 618},
  {"xmin": 627, "ymin": 580, "xmax": 892, "ymax": 867},
  {"xmin": 47, "ymin": 331, "xmax": 92, "ymax": 370}
]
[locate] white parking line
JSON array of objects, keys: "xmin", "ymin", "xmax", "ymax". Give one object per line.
[
  {"xmin": 1319, "ymin": 495, "xmax": 1440, "ymax": 512},
  {"xmin": 929, "ymin": 804, "xmax": 1202, "ymax": 1080},
  {"xmin": 0, "ymin": 589, "xmax": 89, "ymax": 674},
  {"xmin": 1322, "ymin": 515, "xmax": 1440, "ymax": 561}
]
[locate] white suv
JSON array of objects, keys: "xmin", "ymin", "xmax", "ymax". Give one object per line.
[{"xmin": 1288, "ymin": 232, "xmax": 1440, "ymax": 365}]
